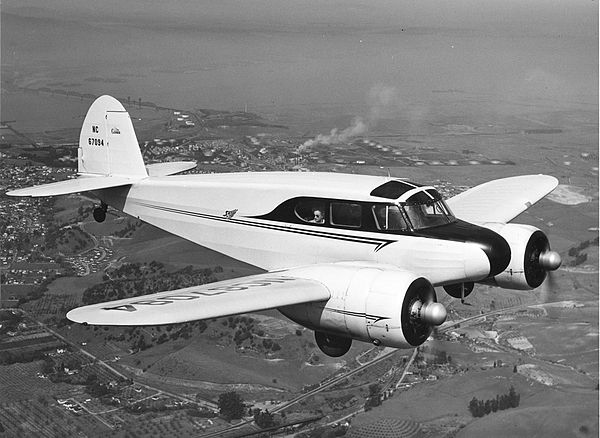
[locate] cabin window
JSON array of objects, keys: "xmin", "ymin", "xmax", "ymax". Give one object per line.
[
  {"xmin": 294, "ymin": 200, "xmax": 326, "ymax": 224},
  {"xmin": 330, "ymin": 202, "xmax": 362, "ymax": 228},
  {"xmin": 372, "ymin": 205, "xmax": 409, "ymax": 231}
]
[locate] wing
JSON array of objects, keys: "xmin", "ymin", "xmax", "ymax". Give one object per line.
[
  {"xmin": 146, "ymin": 161, "xmax": 197, "ymax": 177},
  {"xmin": 67, "ymin": 272, "xmax": 330, "ymax": 325},
  {"xmin": 6, "ymin": 175, "xmax": 139, "ymax": 197},
  {"xmin": 446, "ymin": 175, "xmax": 558, "ymax": 224}
]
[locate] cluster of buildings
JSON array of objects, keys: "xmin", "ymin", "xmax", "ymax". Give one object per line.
[
  {"xmin": 0, "ymin": 162, "xmax": 73, "ymax": 305},
  {"xmin": 142, "ymin": 135, "xmax": 301, "ymax": 171}
]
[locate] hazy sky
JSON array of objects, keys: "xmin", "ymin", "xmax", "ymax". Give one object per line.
[
  {"xmin": 3, "ymin": 0, "xmax": 596, "ymax": 34},
  {"xmin": 2, "ymin": 0, "xmax": 597, "ymax": 124}
]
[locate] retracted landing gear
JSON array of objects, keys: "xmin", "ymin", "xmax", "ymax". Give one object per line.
[
  {"xmin": 93, "ymin": 202, "xmax": 108, "ymax": 223},
  {"xmin": 443, "ymin": 282, "xmax": 474, "ymax": 305},
  {"xmin": 315, "ymin": 331, "xmax": 352, "ymax": 357}
]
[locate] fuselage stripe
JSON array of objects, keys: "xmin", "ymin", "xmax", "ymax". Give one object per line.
[{"xmin": 132, "ymin": 201, "xmax": 397, "ymax": 251}]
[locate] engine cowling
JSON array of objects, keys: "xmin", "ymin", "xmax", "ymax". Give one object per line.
[
  {"xmin": 278, "ymin": 265, "xmax": 446, "ymax": 356},
  {"xmin": 484, "ymin": 223, "xmax": 561, "ymax": 290}
]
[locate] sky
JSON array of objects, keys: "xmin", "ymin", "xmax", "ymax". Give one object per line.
[{"xmin": 1, "ymin": 0, "xmax": 597, "ymax": 125}]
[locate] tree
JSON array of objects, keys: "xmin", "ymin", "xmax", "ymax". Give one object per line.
[
  {"xmin": 218, "ymin": 392, "xmax": 245, "ymax": 421},
  {"xmin": 468, "ymin": 397, "xmax": 483, "ymax": 417},
  {"xmin": 468, "ymin": 387, "xmax": 520, "ymax": 418},
  {"xmin": 253, "ymin": 409, "xmax": 275, "ymax": 428},
  {"xmin": 365, "ymin": 383, "xmax": 382, "ymax": 409},
  {"xmin": 508, "ymin": 386, "xmax": 520, "ymax": 408}
]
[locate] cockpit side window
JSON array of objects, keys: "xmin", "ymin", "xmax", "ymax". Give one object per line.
[
  {"xmin": 294, "ymin": 200, "xmax": 326, "ymax": 224},
  {"xmin": 330, "ymin": 202, "xmax": 362, "ymax": 228},
  {"xmin": 372, "ymin": 204, "xmax": 409, "ymax": 231}
]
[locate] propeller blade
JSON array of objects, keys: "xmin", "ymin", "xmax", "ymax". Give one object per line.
[{"xmin": 540, "ymin": 270, "xmax": 559, "ymax": 303}]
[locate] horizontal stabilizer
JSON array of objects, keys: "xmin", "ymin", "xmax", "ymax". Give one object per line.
[
  {"xmin": 67, "ymin": 272, "xmax": 331, "ymax": 325},
  {"xmin": 6, "ymin": 175, "xmax": 141, "ymax": 198},
  {"xmin": 447, "ymin": 175, "xmax": 559, "ymax": 224},
  {"xmin": 146, "ymin": 161, "xmax": 197, "ymax": 177}
]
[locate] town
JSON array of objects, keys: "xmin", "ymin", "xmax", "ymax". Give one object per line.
[{"xmin": 1, "ymin": 95, "xmax": 597, "ymax": 438}]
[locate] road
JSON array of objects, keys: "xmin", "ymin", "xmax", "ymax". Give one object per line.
[
  {"xmin": 20, "ymin": 309, "xmax": 218, "ymax": 412},
  {"xmin": 199, "ymin": 347, "xmax": 400, "ymax": 438}
]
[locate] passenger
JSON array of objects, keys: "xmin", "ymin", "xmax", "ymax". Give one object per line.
[{"xmin": 310, "ymin": 209, "xmax": 325, "ymax": 224}]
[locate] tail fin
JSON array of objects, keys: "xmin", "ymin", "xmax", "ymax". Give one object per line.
[
  {"xmin": 7, "ymin": 95, "xmax": 196, "ymax": 198},
  {"xmin": 78, "ymin": 95, "xmax": 147, "ymax": 178}
]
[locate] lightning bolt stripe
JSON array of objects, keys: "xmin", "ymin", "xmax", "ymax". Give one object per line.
[
  {"xmin": 324, "ymin": 308, "xmax": 390, "ymax": 324},
  {"xmin": 131, "ymin": 201, "xmax": 396, "ymax": 252}
]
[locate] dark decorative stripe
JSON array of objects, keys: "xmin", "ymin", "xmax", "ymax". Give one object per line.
[
  {"xmin": 132, "ymin": 201, "xmax": 397, "ymax": 252},
  {"xmin": 325, "ymin": 308, "xmax": 390, "ymax": 324}
]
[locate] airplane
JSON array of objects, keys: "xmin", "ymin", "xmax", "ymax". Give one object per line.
[{"xmin": 7, "ymin": 95, "xmax": 562, "ymax": 357}]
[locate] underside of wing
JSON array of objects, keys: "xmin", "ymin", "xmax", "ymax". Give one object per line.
[
  {"xmin": 447, "ymin": 175, "xmax": 558, "ymax": 224},
  {"xmin": 67, "ymin": 272, "xmax": 331, "ymax": 325},
  {"xmin": 6, "ymin": 175, "xmax": 140, "ymax": 197}
]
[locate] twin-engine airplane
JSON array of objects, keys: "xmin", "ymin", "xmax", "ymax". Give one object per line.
[{"xmin": 8, "ymin": 96, "xmax": 562, "ymax": 357}]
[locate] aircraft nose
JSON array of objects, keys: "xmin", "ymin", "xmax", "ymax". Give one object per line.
[
  {"xmin": 416, "ymin": 220, "xmax": 511, "ymax": 278},
  {"xmin": 468, "ymin": 227, "xmax": 512, "ymax": 277}
]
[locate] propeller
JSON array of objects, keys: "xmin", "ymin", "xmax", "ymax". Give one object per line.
[
  {"xmin": 537, "ymin": 246, "xmax": 561, "ymax": 304},
  {"xmin": 539, "ymin": 268, "xmax": 560, "ymax": 304},
  {"xmin": 525, "ymin": 231, "xmax": 562, "ymax": 289}
]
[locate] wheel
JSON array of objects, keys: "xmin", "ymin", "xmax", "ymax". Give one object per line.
[
  {"xmin": 314, "ymin": 331, "xmax": 352, "ymax": 357},
  {"xmin": 93, "ymin": 206, "xmax": 106, "ymax": 223}
]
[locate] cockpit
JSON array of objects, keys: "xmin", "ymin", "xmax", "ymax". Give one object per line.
[
  {"xmin": 258, "ymin": 181, "xmax": 456, "ymax": 234},
  {"xmin": 371, "ymin": 192, "xmax": 455, "ymax": 231},
  {"xmin": 369, "ymin": 179, "xmax": 456, "ymax": 231},
  {"xmin": 397, "ymin": 188, "xmax": 456, "ymax": 230}
]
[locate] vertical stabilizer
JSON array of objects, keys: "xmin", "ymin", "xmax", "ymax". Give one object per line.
[{"xmin": 78, "ymin": 95, "xmax": 147, "ymax": 177}]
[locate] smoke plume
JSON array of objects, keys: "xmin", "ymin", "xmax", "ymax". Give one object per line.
[
  {"xmin": 300, "ymin": 117, "xmax": 367, "ymax": 150},
  {"xmin": 299, "ymin": 85, "xmax": 398, "ymax": 152}
]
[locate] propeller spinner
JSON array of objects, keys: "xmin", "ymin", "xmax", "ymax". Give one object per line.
[
  {"xmin": 410, "ymin": 300, "xmax": 447, "ymax": 326},
  {"xmin": 538, "ymin": 250, "xmax": 562, "ymax": 271}
]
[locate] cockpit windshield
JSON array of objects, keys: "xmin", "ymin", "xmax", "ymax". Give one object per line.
[{"xmin": 400, "ymin": 189, "xmax": 456, "ymax": 230}]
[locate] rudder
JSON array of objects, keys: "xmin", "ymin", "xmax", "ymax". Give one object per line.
[{"xmin": 78, "ymin": 95, "xmax": 147, "ymax": 177}]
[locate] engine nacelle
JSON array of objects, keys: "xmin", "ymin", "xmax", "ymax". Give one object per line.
[
  {"xmin": 279, "ymin": 264, "xmax": 446, "ymax": 355},
  {"xmin": 484, "ymin": 223, "xmax": 561, "ymax": 290}
]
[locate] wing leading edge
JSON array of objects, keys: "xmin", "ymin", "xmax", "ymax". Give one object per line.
[
  {"xmin": 447, "ymin": 175, "xmax": 558, "ymax": 224},
  {"xmin": 67, "ymin": 272, "xmax": 331, "ymax": 326},
  {"xmin": 6, "ymin": 175, "xmax": 140, "ymax": 198}
]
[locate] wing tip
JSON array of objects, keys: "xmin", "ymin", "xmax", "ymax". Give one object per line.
[
  {"xmin": 66, "ymin": 309, "xmax": 85, "ymax": 324},
  {"xmin": 6, "ymin": 188, "xmax": 33, "ymax": 197}
]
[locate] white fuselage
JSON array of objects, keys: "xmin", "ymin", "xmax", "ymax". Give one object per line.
[{"xmin": 98, "ymin": 172, "xmax": 492, "ymax": 286}]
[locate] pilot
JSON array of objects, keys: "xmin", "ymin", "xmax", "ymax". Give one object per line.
[{"xmin": 310, "ymin": 209, "xmax": 325, "ymax": 224}]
